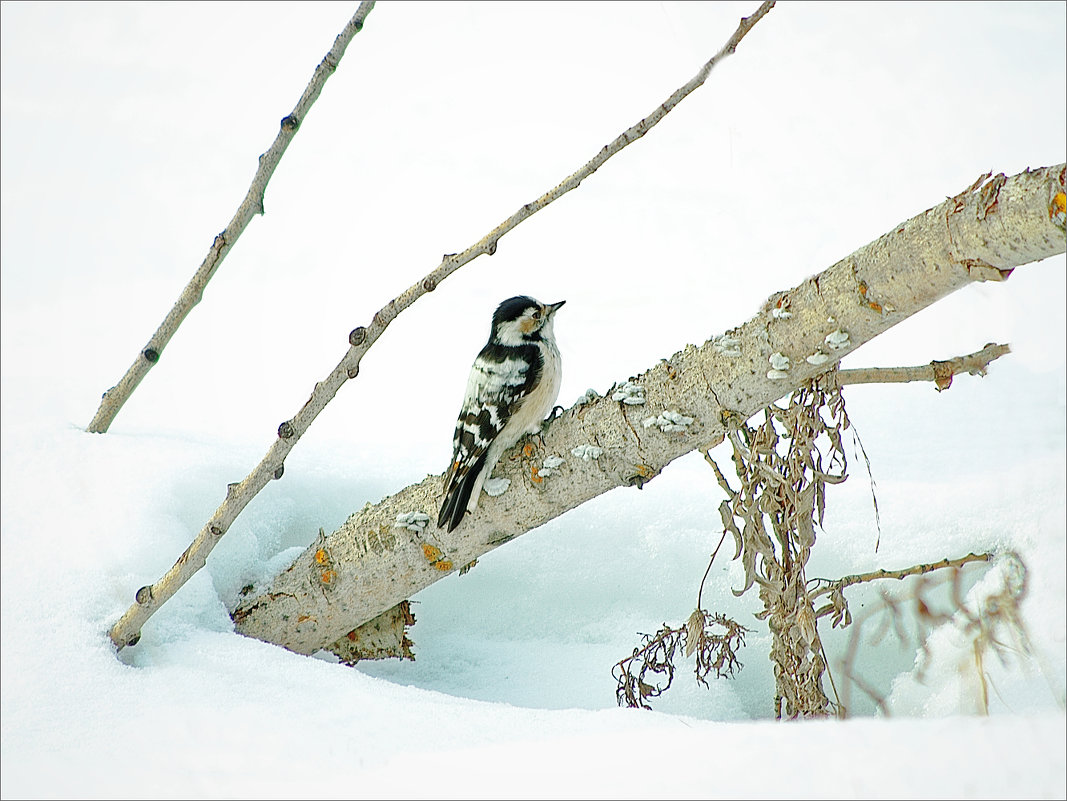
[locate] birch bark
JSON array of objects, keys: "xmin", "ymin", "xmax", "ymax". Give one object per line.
[{"xmin": 232, "ymin": 164, "xmax": 1067, "ymax": 655}]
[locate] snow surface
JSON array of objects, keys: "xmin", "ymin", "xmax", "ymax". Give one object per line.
[{"xmin": 2, "ymin": 2, "xmax": 1065, "ymax": 798}]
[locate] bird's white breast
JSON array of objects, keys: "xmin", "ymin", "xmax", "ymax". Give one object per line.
[{"xmin": 504, "ymin": 338, "xmax": 562, "ymax": 442}]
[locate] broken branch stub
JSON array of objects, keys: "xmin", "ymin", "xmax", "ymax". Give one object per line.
[{"xmin": 232, "ymin": 164, "xmax": 1066, "ymax": 655}]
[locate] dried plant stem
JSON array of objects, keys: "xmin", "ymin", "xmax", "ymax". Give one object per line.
[
  {"xmin": 697, "ymin": 530, "xmax": 729, "ymax": 610},
  {"xmin": 107, "ymin": 2, "xmax": 777, "ymax": 651},
  {"xmin": 838, "ymin": 343, "xmax": 1010, "ymax": 390},
  {"xmin": 87, "ymin": 2, "xmax": 376, "ymax": 435}
]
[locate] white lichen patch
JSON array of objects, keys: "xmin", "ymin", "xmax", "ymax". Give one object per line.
[
  {"xmin": 483, "ymin": 477, "xmax": 511, "ymax": 496},
  {"xmin": 571, "ymin": 444, "xmax": 603, "ymax": 461},
  {"xmin": 643, "ymin": 410, "xmax": 695, "ymax": 433},
  {"xmin": 579, "ymin": 388, "xmax": 600, "ymax": 405},
  {"xmin": 394, "ymin": 511, "xmax": 431, "ymax": 532},
  {"xmin": 611, "ymin": 381, "xmax": 646, "ymax": 405},
  {"xmin": 538, "ymin": 454, "xmax": 565, "ymax": 477},
  {"xmin": 771, "ymin": 298, "xmax": 793, "ymax": 319},
  {"xmin": 805, "ymin": 351, "xmax": 831, "ymax": 365},
  {"xmin": 825, "ymin": 329, "xmax": 851, "ymax": 351},
  {"xmin": 768, "ymin": 351, "xmax": 793, "ymax": 377},
  {"xmin": 713, "ymin": 334, "xmax": 742, "ymax": 358}
]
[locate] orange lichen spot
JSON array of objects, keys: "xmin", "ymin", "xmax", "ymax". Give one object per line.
[
  {"xmin": 297, "ymin": 614, "xmax": 311, "ymax": 623},
  {"xmin": 422, "ymin": 543, "xmax": 443, "ymax": 562},
  {"xmin": 433, "ymin": 560, "xmax": 454, "ymax": 572},
  {"xmin": 530, "ymin": 465, "xmax": 543, "ymax": 484},
  {"xmin": 523, "ymin": 441, "xmax": 536, "ymax": 458},
  {"xmin": 1053, "ymin": 191, "xmax": 1066, "ymax": 218},
  {"xmin": 315, "ymin": 549, "xmax": 328, "ymax": 565},
  {"xmin": 857, "ymin": 281, "xmax": 882, "ymax": 312},
  {"xmin": 321, "ymin": 569, "xmax": 337, "ymax": 584},
  {"xmin": 347, "ymin": 630, "xmax": 358, "ymax": 641},
  {"xmin": 634, "ymin": 463, "xmax": 653, "ymax": 478}
]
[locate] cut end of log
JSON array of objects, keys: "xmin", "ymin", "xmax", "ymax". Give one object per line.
[{"xmin": 324, "ymin": 601, "xmax": 416, "ymax": 665}]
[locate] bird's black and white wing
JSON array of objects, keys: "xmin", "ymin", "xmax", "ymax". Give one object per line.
[{"xmin": 437, "ymin": 343, "xmax": 543, "ymax": 532}]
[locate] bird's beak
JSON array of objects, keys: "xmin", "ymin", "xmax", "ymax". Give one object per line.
[{"xmin": 546, "ymin": 300, "xmax": 566, "ymax": 315}]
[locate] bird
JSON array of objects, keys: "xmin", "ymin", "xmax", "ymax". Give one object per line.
[{"xmin": 437, "ymin": 295, "xmax": 565, "ymax": 532}]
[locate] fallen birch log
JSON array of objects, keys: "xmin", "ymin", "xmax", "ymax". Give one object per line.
[{"xmin": 232, "ymin": 164, "xmax": 1067, "ymax": 656}]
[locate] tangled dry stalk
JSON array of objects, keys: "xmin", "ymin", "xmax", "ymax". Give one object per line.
[
  {"xmin": 712, "ymin": 372, "xmax": 850, "ymax": 717},
  {"xmin": 613, "ymin": 611, "xmax": 751, "ymax": 711}
]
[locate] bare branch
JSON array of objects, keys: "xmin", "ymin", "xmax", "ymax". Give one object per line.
[
  {"xmin": 810, "ymin": 551, "xmax": 994, "ymax": 604},
  {"xmin": 838, "ymin": 342, "xmax": 1011, "ymax": 390},
  {"xmin": 107, "ymin": 2, "xmax": 778, "ymax": 651},
  {"xmin": 233, "ymin": 164, "xmax": 1066, "ymax": 656},
  {"xmin": 87, "ymin": 2, "xmax": 377, "ymax": 434}
]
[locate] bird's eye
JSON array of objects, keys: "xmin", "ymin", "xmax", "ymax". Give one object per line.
[{"xmin": 531, "ymin": 310, "xmax": 542, "ymax": 320}]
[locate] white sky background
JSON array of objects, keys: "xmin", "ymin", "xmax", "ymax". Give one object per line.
[{"xmin": 1, "ymin": 2, "xmax": 1065, "ymax": 797}]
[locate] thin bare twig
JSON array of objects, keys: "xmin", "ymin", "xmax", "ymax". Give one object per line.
[
  {"xmin": 108, "ymin": 2, "xmax": 778, "ymax": 651},
  {"xmin": 88, "ymin": 2, "xmax": 377, "ymax": 434},
  {"xmin": 837, "ymin": 343, "xmax": 1010, "ymax": 390},
  {"xmin": 809, "ymin": 551, "xmax": 994, "ymax": 603}
]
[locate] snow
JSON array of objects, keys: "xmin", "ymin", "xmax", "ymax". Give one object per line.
[{"xmin": 2, "ymin": 1, "xmax": 1064, "ymax": 797}]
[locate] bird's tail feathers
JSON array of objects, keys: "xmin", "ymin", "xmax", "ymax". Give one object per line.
[{"xmin": 437, "ymin": 453, "xmax": 487, "ymax": 532}]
